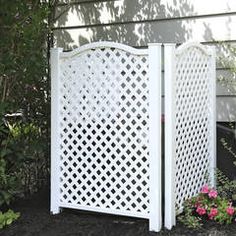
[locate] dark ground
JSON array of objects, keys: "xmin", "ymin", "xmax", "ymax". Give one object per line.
[
  {"xmin": 1, "ymin": 187, "xmax": 236, "ymax": 236},
  {"xmin": 1, "ymin": 123, "xmax": 236, "ymax": 236}
]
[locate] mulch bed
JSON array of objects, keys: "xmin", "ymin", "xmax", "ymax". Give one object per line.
[
  {"xmin": 1, "ymin": 187, "xmax": 236, "ymax": 236},
  {"xmin": 1, "ymin": 123, "xmax": 236, "ymax": 236}
]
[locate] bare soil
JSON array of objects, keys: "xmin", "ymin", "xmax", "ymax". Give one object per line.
[{"xmin": 0, "ymin": 187, "xmax": 235, "ymax": 236}]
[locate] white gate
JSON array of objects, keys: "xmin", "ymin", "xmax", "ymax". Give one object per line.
[
  {"xmin": 164, "ymin": 43, "xmax": 216, "ymax": 229},
  {"xmin": 50, "ymin": 42, "xmax": 162, "ymax": 232}
]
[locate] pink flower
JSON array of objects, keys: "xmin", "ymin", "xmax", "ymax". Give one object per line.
[
  {"xmin": 201, "ymin": 185, "xmax": 209, "ymax": 194},
  {"xmin": 208, "ymin": 189, "xmax": 217, "ymax": 199},
  {"xmin": 226, "ymin": 206, "xmax": 235, "ymax": 216},
  {"xmin": 196, "ymin": 206, "xmax": 206, "ymax": 215},
  {"xmin": 208, "ymin": 208, "xmax": 218, "ymax": 219}
]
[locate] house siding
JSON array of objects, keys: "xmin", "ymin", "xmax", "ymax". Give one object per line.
[{"xmin": 53, "ymin": 0, "xmax": 236, "ymax": 121}]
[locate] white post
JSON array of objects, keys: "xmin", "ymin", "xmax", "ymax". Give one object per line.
[
  {"xmin": 209, "ymin": 46, "xmax": 216, "ymax": 188},
  {"xmin": 50, "ymin": 48, "xmax": 63, "ymax": 214},
  {"xmin": 164, "ymin": 44, "xmax": 176, "ymax": 229},
  {"xmin": 148, "ymin": 43, "xmax": 162, "ymax": 232}
]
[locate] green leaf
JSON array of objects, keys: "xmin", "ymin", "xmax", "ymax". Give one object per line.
[{"xmin": 6, "ymin": 218, "xmax": 12, "ymax": 225}]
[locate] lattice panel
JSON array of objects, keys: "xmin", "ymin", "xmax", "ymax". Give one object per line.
[
  {"xmin": 174, "ymin": 46, "xmax": 214, "ymax": 213},
  {"xmin": 58, "ymin": 47, "xmax": 150, "ymax": 216}
]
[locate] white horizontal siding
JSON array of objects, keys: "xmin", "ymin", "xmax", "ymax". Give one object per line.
[
  {"xmin": 53, "ymin": 0, "xmax": 236, "ymax": 121},
  {"xmin": 55, "ymin": 0, "xmax": 236, "ymax": 27},
  {"xmin": 217, "ymin": 97, "xmax": 236, "ymax": 121},
  {"xmin": 54, "ymin": 15, "xmax": 236, "ymax": 48},
  {"xmin": 216, "ymin": 69, "xmax": 236, "ymax": 96}
]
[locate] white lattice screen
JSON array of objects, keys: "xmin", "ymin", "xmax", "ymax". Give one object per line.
[
  {"xmin": 174, "ymin": 46, "xmax": 215, "ymax": 212},
  {"xmin": 51, "ymin": 41, "xmax": 215, "ymax": 232},
  {"xmin": 51, "ymin": 42, "xmax": 162, "ymax": 232},
  {"xmin": 59, "ymin": 47, "xmax": 150, "ymax": 213},
  {"xmin": 164, "ymin": 43, "xmax": 216, "ymax": 229}
]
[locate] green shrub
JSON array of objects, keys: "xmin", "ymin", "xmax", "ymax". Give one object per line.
[
  {"xmin": 0, "ymin": 1, "xmax": 55, "ymax": 229},
  {"xmin": 0, "ymin": 1, "xmax": 51, "ymax": 199},
  {"xmin": 0, "ymin": 103, "xmax": 19, "ymax": 206},
  {"xmin": 0, "ymin": 159, "xmax": 18, "ymax": 206}
]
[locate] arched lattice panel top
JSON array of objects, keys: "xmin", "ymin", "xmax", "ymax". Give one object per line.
[
  {"xmin": 58, "ymin": 43, "xmax": 150, "ymax": 217},
  {"xmin": 174, "ymin": 44, "xmax": 215, "ymax": 213}
]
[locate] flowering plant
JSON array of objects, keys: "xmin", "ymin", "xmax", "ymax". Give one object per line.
[{"xmin": 179, "ymin": 185, "xmax": 236, "ymax": 228}]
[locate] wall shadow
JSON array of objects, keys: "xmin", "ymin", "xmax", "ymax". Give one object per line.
[{"xmin": 53, "ymin": 0, "xmax": 196, "ymax": 49}]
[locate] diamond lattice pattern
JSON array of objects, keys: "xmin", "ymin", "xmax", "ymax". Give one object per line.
[
  {"xmin": 174, "ymin": 47, "xmax": 214, "ymax": 213},
  {"xmin": 58, "ymin": 47, "xmax": 150, "ymax": 216}
]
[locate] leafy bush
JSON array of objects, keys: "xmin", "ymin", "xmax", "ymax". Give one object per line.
[
  {"xmin": 0, "ymin": 1, "xmax": 56, "ymax": 229},
  {"xmin": 0, "ymin": 1, "xmax": 51, "ymax": 198},
  {"xmin": 0, "ymin": 103, "xmax": 19, "ymax": 206},
  {"xmin": 0, "ymin": 104, "xmax": 21, "ymax": 228},
  {"xmin": 8, "ymin": 122, "xmax": 48, "ymax": 195},
  {"xmin": 0, "ymin": 159, "xmax": 18, "ymax": 206},
  {"xmin": 0, "ymin": 110, "xmax": 48, "ymax": 203}
]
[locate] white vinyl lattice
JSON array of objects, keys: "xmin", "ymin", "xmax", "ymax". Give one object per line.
[
  {"xmin": 51, "ymin": 41, "xmax": 215, "ymax": 232},
  {"xmin": 174, "ymin": 46, "xmax": 215, "ymax": 213},
  {"xmin": 58, "ymin": 46, "xmax": 150, "ymax": 217}
]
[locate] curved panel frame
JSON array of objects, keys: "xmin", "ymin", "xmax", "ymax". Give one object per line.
[
  {"xmin": 60, "ymin": 41, "xmax": 148, "ymax": 58},
  {"xmin": 164, "ymin": 42, "xmax": 216, "ymax": 229},
  {"xmin": 51, "ymin": 42, "xmax": 162, "ymax": 232}
]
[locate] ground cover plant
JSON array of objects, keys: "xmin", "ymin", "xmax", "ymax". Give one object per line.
[{"xmin": 179, "ymin": 181, "xmax": 236, "ymax": 229}]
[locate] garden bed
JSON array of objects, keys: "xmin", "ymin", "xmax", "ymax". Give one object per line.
[{"xmin": 0, "ymin": 187, "xmax": 236, "ymax": 236}]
